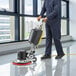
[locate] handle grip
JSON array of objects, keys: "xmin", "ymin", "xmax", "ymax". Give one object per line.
[{"xmin": 39, "ymin": 20, "xmax": 44, "ymax": 30}]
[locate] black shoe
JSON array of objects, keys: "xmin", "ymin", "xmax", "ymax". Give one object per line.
[
  {"xmin": 41, "ymin": 54, "xmax": 51, "ymax": 60},
  {"xmin": 55, "ymin": 54, "xmax": 65, "ymax": 59}
]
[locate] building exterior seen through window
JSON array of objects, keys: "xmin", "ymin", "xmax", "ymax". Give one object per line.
[
  {"xmin": 0, "ymin": 16, "xmax": 15, "ymax": 43},
  {"xmin": 20, "ymin": 0, "xmax": 33, "ymax": 15},
  {"xmin": 0, "ymin": 0, "xmax": 14, "ymax": 12}
]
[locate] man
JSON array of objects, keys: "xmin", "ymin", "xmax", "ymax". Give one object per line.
[{"xmin": 37, "ymin": 0, "xmax": 65, "ymax": 59}]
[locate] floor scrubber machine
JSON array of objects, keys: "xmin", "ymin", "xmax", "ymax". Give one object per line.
[{"xmin": 12, "ymin": 21, "xmax": 43, "ymax": 65}]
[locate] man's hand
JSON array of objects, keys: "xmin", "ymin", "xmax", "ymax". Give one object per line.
[
  {"xmin": 42, "ymin": 17, "xmax": 47, "ymax": 22},
  {"xmin": 37, "ymin": 16, "xmax": 42, "ymax": 21}
]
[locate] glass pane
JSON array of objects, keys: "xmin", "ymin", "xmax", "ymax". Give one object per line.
[
  {"xmin": 61, "ymin": 1, "xmax": 67, "ymax": 18},
  {"xmin": 20, "ymin": 17, "xmax": 46, "ymax": 40},
  {"xmin": 0, "ymin": 15, "xmax": 15, "ymax": 43},
  {"xmin": 38, "ymin": 0, "xmax": 44, "ymax": 15},
  {"xmin": 0, "ymin": 0, "xmax": 14, "ymax": 12},
  {"xmin": 61, "ymin": 19, "xmax": 67, "ymax": 35},
  {"xmin": 20, "ymin": 0, "xmax": 33, "ymax": 15}
]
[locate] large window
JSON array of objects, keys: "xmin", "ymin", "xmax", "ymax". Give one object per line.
[{"xmin": 0, "ymin": 0, "xmax": 69, "ymax": 43}]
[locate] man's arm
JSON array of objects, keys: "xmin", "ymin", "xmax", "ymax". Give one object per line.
[
  {"xmin": 47, "ymin": 0, "xmax": 61, "ymax": 20},
  {"xmin": 40, "ymin": 1, "xmax": 46, "ymax": 17}
]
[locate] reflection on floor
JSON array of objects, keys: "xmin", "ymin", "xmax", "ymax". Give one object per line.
[{"xmin": 0, "ymin": 41, "xmax": 76, "ymax": 76}]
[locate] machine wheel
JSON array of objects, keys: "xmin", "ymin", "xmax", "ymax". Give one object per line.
[{"xmin": 33, "ymin": 57, "xmax": 37, "ymax": 62}]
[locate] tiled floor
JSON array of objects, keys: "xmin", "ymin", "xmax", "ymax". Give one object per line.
[{"xmin": 0, "ymin": 41, "xmax": 76, "ymax": 76}]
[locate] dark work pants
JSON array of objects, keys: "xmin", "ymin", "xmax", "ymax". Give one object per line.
[{"xmin": 45, "ymin": 22, "xmax": 64, "ymax": 56}]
